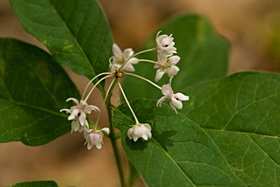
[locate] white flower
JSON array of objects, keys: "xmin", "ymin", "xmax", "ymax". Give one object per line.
[
  {"xmin": 156, "ymin": 31, "xmax": 177, "ymax": 59},
  {"xmin": 127, "ymin": 123, "xmax": 152, "ymax": 142},
  {"xmin": 154, "ymin": 55, "xmax": 180, "ymax": 82},
  {"xmin": 84, "ymin": 128, "xmax": 110, "ymax": 150},
  {"xmin": 157, "ymin": 78, "xmax": 189, "ymax": 113},
  {"xmin": 60, "ymin": 98, "xmax": 99, "ymax": 133},
  {"xmin": 110, "ymin": 43, "xmax": 138, "ymax": 72}
]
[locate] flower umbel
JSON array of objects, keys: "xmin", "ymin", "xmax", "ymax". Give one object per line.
[
  {"xmin": 84, "ymin": 127, "xmax": 110, "ymax": 150},
  {"xmin": 60, "ymin": 98, "xmax": 99, "ymax": 132},
  {"xmin": 110, "ymin": 43, "xmax": 138, "ymax": 72},
  {"xmin": 154, "ymin": 55, "xmax": 180, "ymax": 82},
  {"xmin": 127, "ymin": 123, "xmax": 152, "ymax": 142},
  {"xmin": 157, "ymin": 77, "xmax": 189, "ymax": 113}
]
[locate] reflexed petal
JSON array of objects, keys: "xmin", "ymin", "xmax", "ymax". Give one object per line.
[
  {"xmin": 84, "ymin": 105, "xmax": 99, "ymax": 114},
  {"xmin": 87, "ymin": 142, "xmax": 93, "ymax": 150},
  {"xmin": 171, "ymin": 96, "xmax": 183, "ymax": 109},
  {"xmin": 142, "ymin": 134, "xmax": 148, "ymax": 140},
  {"xmin": 60, "ymin": 109, "xmax": 71, "ymax": 113},
  {"xmin": 144, "ymin": 123, "xmax": 151, "ymax": 131},
  {"xmin": 162, "ymin": 36, "xmax": 174, "ymax": 46},
  {"xmin": 101, "ymin": 128, "xmax": 110, "ymax": 135},
  {"xmin": 113, "ymin": 43, "xmax": 122, "ymax": 57},
  {"xmin": 66, "ymin": 97, "xmax": 79, "ymax": 105},
  {"xmin": 175, "ymin": 93, "xmax": 189, "ymax": 101},
  {"xmin": 161, "ymin": 84, "xmax": 172, "ymax": 96},
  {"xmin": 155, "ymin": 69, "xmax": 164, "ymax": 82},
  {"xmin": 156, "ymin": 96, "xmax": 168, "ymax": 107},
  {"xmin": 168, "ymin": 56, "xmax": 180, "ymax": 65},
  {"xmin": 166, "ymin": 66, "xmax": 179, "ymax": 77}
]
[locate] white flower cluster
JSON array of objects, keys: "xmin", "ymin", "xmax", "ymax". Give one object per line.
[
  {"xmin": 60, "ymin": 98, "xmax": 109, "ymax": 150},
  {"xmin": 60, "ymin": 30, "xmax": 189, "ymax": 150}
]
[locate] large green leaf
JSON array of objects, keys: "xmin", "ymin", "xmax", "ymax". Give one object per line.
[
  {"xmin": 0, "ymin": 39, "xmax": 79, "ymax": 145},
  {"xmin": 181, "ymin": 71, "xmax": 280, "ymax": 186},
  {"xmin": 123, "ymin": 14, "xmax": 229, "ymax": 100},
  {"xmin": 113, "ymin": 71, "xmax": 280, "ymax": 186},
  {"xmin": 7, "ymin": 181, "xmax": 58, "ymax": 187},
  {"xmin": 9, "ymin": 0, "xmax": 113, "ymax": 84},
  {"xmin": 113, "ymin": 100, "xmax": 245, "ymax": 186}
]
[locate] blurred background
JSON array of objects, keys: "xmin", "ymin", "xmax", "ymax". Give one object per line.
[{"xmin": 0, "ymin": 0, "xmax": 280, "ymax": 186}]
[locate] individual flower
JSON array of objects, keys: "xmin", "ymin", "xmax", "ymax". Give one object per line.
[
  {"xmin": 157, "ymin": 78, "xmax": 189, "ymax": 113},
  {"xmin": 110, "ymin": 43, "xmax": 138, "ymax": 72},
  {"xmin": 156, "ymin": 31, "xmax": 177, "ymax": 59},
  {"xmin": 127, "ymin": 123, "xmax": 152, "ymax": 142},
  {"xmin": 84, "ymin": 127, "xmax": 110, "ymax": 150},
  {"xmin": 60, "ymin": 98, "xmax": 99, "ymax": 132},
  {"xmin": 154, "ymin": 55, "xmax": 180, "ymax": 82}
]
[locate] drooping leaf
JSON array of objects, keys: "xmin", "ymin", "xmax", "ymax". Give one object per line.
[
  {"xmin": 6, "ymin": 180, "xmax": 58, "ymax": 187},
  {"xmin": 0, "ymin": 39, "xmax": 80, "ymax": 145},
  {"xmin": 113, "ymin": 100, "xmax": 246, "ymax": 186},
  {"xmin": 181, "ymin": 71, "xmax": 280, "ymax": 186},
  {"xmin": 123, "ymin": 14, "xmax": 229, "ymax": 100},
  {"xmin": 9, "ymin": 0, "xmax": 113, "ymax": 88}
]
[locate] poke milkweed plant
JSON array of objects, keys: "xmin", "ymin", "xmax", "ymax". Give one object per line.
[{"xmin": 1, "ymin": 0, "xmax": 280, "ymax": 187}]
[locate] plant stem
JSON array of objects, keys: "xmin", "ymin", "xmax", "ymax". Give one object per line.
[
  {"xmin": 106, "ymin": 78, "xmax": 126, "ymax": 187},
  {"xmin": 125, "ymin": 72, "xmax": 162, "ymax": 90}
]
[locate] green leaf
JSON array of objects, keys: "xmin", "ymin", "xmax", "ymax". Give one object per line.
[
  {"xmin": 114, "ymin": 71, "xmax": 280, "ymax": 186},
  {"xmin": 113, "ymin": 99, "xmax": 246, "ymax": 186},
  {"xmin": 181, "ymin": 71, "xmax": 280, "ymax": 186},
  {"xmin": 9, "ymin": 0, "xmax": 113, "ymax": 84},
  {"xmin": 0, "ymin": 38, "xmax": 79, "ymax": 145},
  {"xmin": 123, "ymin": 14, "xmax": 229, "ymax": 100},
  {"xmin": 6, "ymin": 181, "xmax": 58, "ymax": 187}
]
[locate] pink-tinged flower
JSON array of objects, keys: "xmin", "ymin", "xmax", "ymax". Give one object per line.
[
  {"xmin": 157, "ymin": 78, "xmax": 189, "ymax": 113},
  {"xmin": 127, "ymin": 123, "xmax": 152, "ymax": 142},
  {"xmin": 60, "ymin": 98, "xmax": 99, "ymax": 132},
  {"xmin": 156, "ymin": 31, "xmax": 177, "ymax": 59},
  {"xmin": 110, "ymin": 43, "xmax": 138, "ymax": 72},
  {"xmin": 84, "ymin": 128, "xmax": 110, "ymax": 150},
  {"xmin": 154, "ymin": 55, "xmax": 180, "ymax": 82}
]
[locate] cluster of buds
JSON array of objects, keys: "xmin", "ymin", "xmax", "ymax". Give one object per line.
[{"xmin": 60, "ymin": 31, "xmax": 189, "ymax": 149}]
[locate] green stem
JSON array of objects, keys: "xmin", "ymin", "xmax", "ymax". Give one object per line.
[
  {"xmin": 106, "ymin": 78, "xmax": 126, "ymax": 187},
  {"xmin": 125, "ymin": 72, "xmax": 162, "ymax": 90}
]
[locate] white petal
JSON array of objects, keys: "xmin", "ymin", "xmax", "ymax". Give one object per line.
[
  {"xmin": 124, "ymin": 64, "xmax": 135, "ymax": 72},
  {"xmin": 127, "ymin": 57, "xmax": 138, "ymax": 64},
  {"xmin": 171, "ymin": 96, "xmax": 183, "ymax": 109},
  {"xmin": 144, "ymin": 123, "xmax": 151, "ymax": 131},
  {"xmin": 155, "ymin": 69, "xmax": 164, "ymax": 82},
  {"xmin": 133, "ymin": 136, "xmax": 138, "ymax": 142},
  {"xmin": 96, "ymin": 142, "xmax": 102, "ymax": 149},
  {"xmin": 162, "ymin": 36, "xmax": 174, "ymax": 46},
  {"xmin": 127, "ymin": 128, "xmax": 133, "ymax": 139},
  {"xmin": 60, "ymin": 109, "xmax": 71, "ymax": 113},
  {"xmin": 161, "ymin": 84, "xmax": 172, "ymax": 96},
  {"xmin": 175, "ymin": 93, "xmax": 189, "ymax": 101},
  {"xmin": 142, "ymin": 134, "xmax": 148, "ymax": 140},
  {"xmin": 79, "ymin": 112, "xmax": 86, "ymax": 126},
  {"xmin": 84, "ymin": 105, "xmax": 99, "ymax": 114},
  {"xmin": 68, "ymin": 109, "xmax": 79, "ymax": 120},
  {"xmin": 123, "ymin": 48, "xmax": 134, "ymax": 59},
  {"xmin": 113, "ymin": 43, "xmax": 122, "ymax": 58},
  {"xmin": 101, "ymin": 128, "xmax": 110, "ymax": 135},
  {"xmin": 168, "ymin": 56, "xmax": 180, "ymax": 66},
  {"xmin": 166, "ymin": 66, "xmax": 179, "ymax": 77},
  {"xmin": 71, "ymin": 121, "xmax": 80, "ymax": 132},
  {"xmin": 87, "ymin": 142, "xmax": 93, "ymax": 150},
  {"xmin": 156, "ymin": 96, "xmax": 168, "ymax": 107},
  {"xmin": 66, "ymin": 97, "xmax": 79, "ymax": 105}
]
